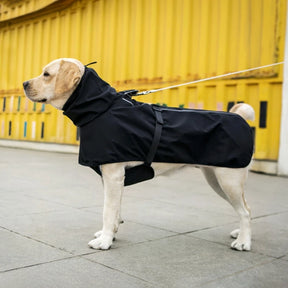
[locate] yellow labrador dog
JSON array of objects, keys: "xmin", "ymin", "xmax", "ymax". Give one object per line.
[{"xmin": 23, "ymin": 58, "xmax": 255, "ymax": 251}]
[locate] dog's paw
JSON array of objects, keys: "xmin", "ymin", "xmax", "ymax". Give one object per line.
[
  {"xmin": 230, "ymin": 229, "xmax": 240, "ymax": 239},
  {"xmin": 231, "ymin": 236, "xmax": 251, "ymax": 251},
  {"xmin": 94, "ymin": 230, "xmax": 102, "ymax": 238},
  {"xmin": 94, "ymin": 230, "xmax": 116, "ymax": 241},
  {"xmin": 88, "ymin": 234, "xmax": 113, "ymax": 250}
]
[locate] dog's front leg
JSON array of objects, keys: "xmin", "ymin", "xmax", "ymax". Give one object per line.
[{"xmin": 88, "ymin": 163, "xmax": 125, "ymax": 250}]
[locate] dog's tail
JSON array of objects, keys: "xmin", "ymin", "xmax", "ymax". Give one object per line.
[{"xmin": 229, "ymin": 103, "xmax": 255, "ymax": 121}]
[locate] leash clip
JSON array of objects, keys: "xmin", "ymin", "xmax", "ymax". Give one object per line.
[{"xmin": 118, "ymin": 89, "xmax": 139, "ymax": 97}]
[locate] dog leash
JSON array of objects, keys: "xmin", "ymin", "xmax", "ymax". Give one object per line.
[
  {"xmin": 87, "ymin": 61, "xmax": 284, "ymax": 96},
  {"xmin": 136, "ymin": 62, "xmax": 285, "ymax": 96}
]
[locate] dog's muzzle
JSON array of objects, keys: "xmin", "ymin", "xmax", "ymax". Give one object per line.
[{"xmin": 23, "ymin": 81, "xmax": 29, "ymax": 90}]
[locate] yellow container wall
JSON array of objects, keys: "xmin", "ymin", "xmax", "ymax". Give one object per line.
[{"xmin": 0, "ymin": 0, "xmax": 286, "ymax": 160}]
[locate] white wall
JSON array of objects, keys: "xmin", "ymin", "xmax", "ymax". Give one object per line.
[{"xmin": 278, "ymin": 7, "xmax": 288, "ymax": 176}]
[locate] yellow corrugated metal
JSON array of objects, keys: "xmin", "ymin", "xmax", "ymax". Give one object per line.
[{"xmin": 0, "ymin": 0, "xmax": 286, "ymax": 161}]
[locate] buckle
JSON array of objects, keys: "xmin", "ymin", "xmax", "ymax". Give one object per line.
[{"xmin": 152, "ymin": 106, "xmax": 164, "ymax": 125}]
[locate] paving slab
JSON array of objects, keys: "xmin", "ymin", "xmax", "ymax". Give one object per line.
[
  {"xmin": 0, "ymin": 257, "xmax": 154, "ymax": 288},
  {"xmin": 0, "ymin": 227, "xmax": 70, "ymax": 272},
  {"xmin": 85, "ymin": 235, "xmax": 273, "ymax": 288}
]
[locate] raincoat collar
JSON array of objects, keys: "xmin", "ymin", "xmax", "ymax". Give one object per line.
[{"xmin": 62, "ymin": 67, "xmax": 119, "ymax": 127}]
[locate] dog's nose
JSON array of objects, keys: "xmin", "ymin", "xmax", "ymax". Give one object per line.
[{"xmin": 23, "ymin": 81, "xmax": 29, "ymax": 89}]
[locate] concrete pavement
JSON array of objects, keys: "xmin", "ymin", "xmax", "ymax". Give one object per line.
[{"xmin": 0, "ymin": 147, "xmax": 288, "ymax": 287}]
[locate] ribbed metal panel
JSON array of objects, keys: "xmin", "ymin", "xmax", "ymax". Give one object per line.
[{"xmin": 0, "ymin": 0, "xmax": 286, "ymax": 161}]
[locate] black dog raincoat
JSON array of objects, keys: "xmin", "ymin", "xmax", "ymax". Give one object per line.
[{"xmin": 63, "ymin": 68, "xmax": 254, "ymax": 186}]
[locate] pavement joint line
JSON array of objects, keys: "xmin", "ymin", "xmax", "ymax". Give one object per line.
[
  {"xmin": 276, "ymin": 255, "xmax": 288, "ymax": 261},
  {"xmin": 121, "ymin": 219, "xmax": 180, "ymax": 234},
  {"xmin": 187, "ymin": 232, "xmax": 286, "ymax": 260},
  {"xmin": 126, "ymin": 218, "xmax": 239, "ymax": 236},
  {"xmin": 77, "ymin": 206, "xmax": 103, "ymax": 214},
  {"xmin": 21, "ymin": 192, "xmax": 94, "ymax": 211},
  {"xmin": 3, "ymin": 208, "xmax": 74, "ymax": 218},
  {"xmin": 77, "ymin": 205, "xmax": 103, "ymax": 210},
  {"xmin": 251, "ymin": 210, "xmax": 288, "ymax": 220},
  {"xmin": 0, "ymin": 251, "xmax": 106, "ymax": 274},
  {"xmin": 177, "ymin": 221, "xmax": 239, "ymax": 235},
  {"xmin": 0, "ymin": 225, "xmax": 73, "ymax": 255},
  {"xmin": 123, "ymin": 195, "xmax": 237, "ymax": 217},
  {"xmin": 165, "ymin": 232, "xmax": 236, "ymax": 250},
  {"xmin": 80, "ymin": 254, "xmax": 155, "ymax": 286},
  {"xmin": 0, "ymin": 255, "xmax": 77, "ymax": 274},
  {"xmin": 14, "ymin": 192, "xmax": 104, "ymax": 214}
]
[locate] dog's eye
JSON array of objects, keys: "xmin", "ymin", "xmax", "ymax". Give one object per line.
[{"xmin": 43, "ymin": 72, "xmax": 50, "ymax": 77}]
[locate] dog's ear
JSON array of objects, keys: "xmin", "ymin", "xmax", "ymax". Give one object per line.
[{"xmin": 55, "ymin": 60, "xmax": 81, "ymax": 95}]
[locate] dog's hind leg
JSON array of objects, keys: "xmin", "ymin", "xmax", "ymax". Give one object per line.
[
  {"xmin": 200, "ymin": 167, "xmax": 229, "ymax": 201},
  {"xmin": 214, "ymin": 167, "xmax": 251, "ymax": 251},
  {"xmin": 88, "ymin": 163, "xmax": 125, "ymax": 250}
]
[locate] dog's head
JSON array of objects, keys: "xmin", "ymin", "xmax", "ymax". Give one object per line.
[{"xmin": 23, "ymin": 58, "xmax": 85, "ymax": 109}]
